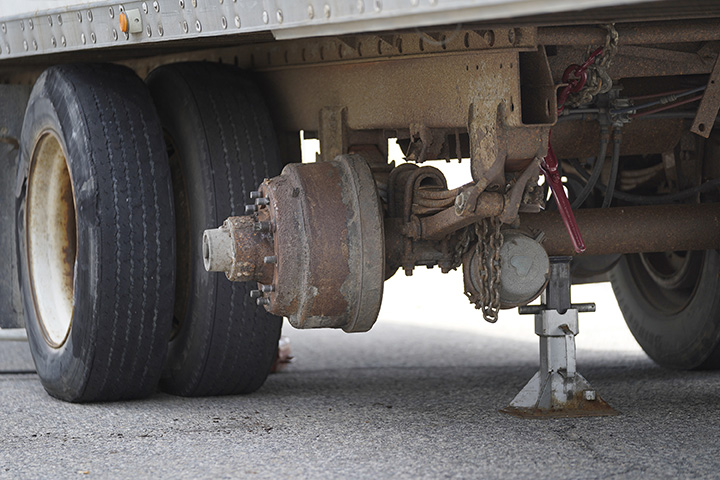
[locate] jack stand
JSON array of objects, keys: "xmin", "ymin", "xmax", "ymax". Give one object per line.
[{"xmin": 500, "ymin": 256, "xmax": 619, "ymax": 418}]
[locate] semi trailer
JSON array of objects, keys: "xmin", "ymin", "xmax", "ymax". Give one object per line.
[{"xmin": 0, "ymin": 0, "xmax": 719, "ymax": 413}]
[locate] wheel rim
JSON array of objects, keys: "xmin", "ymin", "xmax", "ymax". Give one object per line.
[
  {"xmin": 629, "ymin": 250, "xmax": 703, "ymax": 314},
  {"xmin": 26, "ymin": 131, "xmax": 77, "ymax": 348}
]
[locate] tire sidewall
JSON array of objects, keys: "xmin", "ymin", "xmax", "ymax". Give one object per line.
[
  {"xmin": 17, "ymin": 69, "xmax": 100, "ymax": 400},
  {"xmin": 611, "ymin": 250, "xmax": 720, "ymax": 368}
]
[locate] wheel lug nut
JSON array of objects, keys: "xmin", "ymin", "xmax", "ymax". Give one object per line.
[
  {"xmin": 255, "ymin": 197, "xmax": 270, "ymax": 206},
  {"xmin": 249, "ymin": 191, "xmax": 262, "ymax": 199},
  {"xmin": 245, "ymin": 204, "xmax": 257, "ymax": 214},
  {"xmin": 257, "ymin": 297, "xmax": 271, "ymax": 306},
  {"xmin": 261, "ymin": 284, "xmax": 274, "ymax": 293},
  {"xmin": 249, "ymin": 289, "xmax": 262, "ymax": 298},
  {"xmin": 264, "ymin": 255, "xmax": 277, "ymax": 264}
]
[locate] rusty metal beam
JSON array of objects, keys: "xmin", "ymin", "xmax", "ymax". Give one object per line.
[
  {"xmin": 538, "ymin": 19, "xmax": 720, "ymax": 46},
  {"xmin": 520, "ymin": 203, "xmax": 720, "ymax": 256}
]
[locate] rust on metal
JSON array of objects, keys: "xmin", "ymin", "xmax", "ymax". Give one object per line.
[
  {"xmin": 205, "ymin": 154, "xmax": 384, "ymax": 332},
  {"xmin": 537, "ymin": 19, "xmax": 720, "ymax": 46},
  {"xmin": 225, "ymin": 215, "xmax": 276, "ymax": 284},
  {"xmin": 520, "ymin": 203, "xmax": 720, "ymax": 256},
  {"xmin": 551, "ymin": 117, "xmax": 685, "ymax": 159},
  {"xmin": 691, "ymin": 55, "xmax": 720, "ymax": 138},
  {"xmin": 500, "ymin": 389, "xmax": 619, "ymax": 419},
  {"xmin": 319, "ymin": 106, "xmax": 349, "ymax": 162},
  {"xmin": 419, "ymin": 192, "xmax": 504, "ymax": 241}
]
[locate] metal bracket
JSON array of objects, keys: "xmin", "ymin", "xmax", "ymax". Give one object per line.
[
  {"xmin": 500, "ymin": 256, "xmax": 618, "ymax": 418},
  {"xmin": 319, "ymin": 106, "xmax": 348, "ymax": 162},
  {"xmin": 691, "ymin": 55, "xmax": 720, "ymax": 138}
]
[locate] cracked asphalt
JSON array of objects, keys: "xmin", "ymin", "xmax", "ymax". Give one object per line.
[{"xmin": 1, "ymin": 272, "xmax": 719, "ymax": 479}]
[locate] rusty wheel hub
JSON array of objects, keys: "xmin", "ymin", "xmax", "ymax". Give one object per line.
[{"xmin": 204, "ymin": 154, "xmax": 384, "ymax": 332}]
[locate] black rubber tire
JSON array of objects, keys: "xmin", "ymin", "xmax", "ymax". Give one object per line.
[
  {"xmin": 16, "ymin": 64, "xmax": 175, "ymax": 402},
  {"xmin": 610, "ymin": 250, "xmax": 720, "ymax": 369},
  {"xmin": 147, "ymin": 62, "xmax": 282, "ymax": 397}
]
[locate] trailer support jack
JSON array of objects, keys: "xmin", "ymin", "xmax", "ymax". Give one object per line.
[{"xmin": 500, "ymin": 256, "xmax": 619, "ymax": 418}]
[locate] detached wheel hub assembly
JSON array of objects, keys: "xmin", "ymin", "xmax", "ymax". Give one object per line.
[{"xmin": 204, "ymin": 154, "xmax": 384, "ymax": 332}]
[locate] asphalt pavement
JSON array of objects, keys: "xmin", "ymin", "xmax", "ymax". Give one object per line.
[{"xmin": 1, "ymin": 271, "xmax": 719, "ymax": 479}]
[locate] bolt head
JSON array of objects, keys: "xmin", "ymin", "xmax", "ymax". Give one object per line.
[
  {"xmin": 245, "ymin": 204, "xmax": 257, "ymax": 214},
  {"xmin": 249, "ymin": 290, "xmax": 262, "ymax": 299},
  {"xmin": 257, "ymin": 297, "xmax": 271, "ymax": 306},
  {"xmin": 583, "ymin": 390, "xmax": 597, "ymax": 401}
]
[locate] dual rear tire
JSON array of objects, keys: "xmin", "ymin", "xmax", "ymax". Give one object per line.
[{"xmin": 17, "ymin": 62, "xmax": 281, "ymax": 402}]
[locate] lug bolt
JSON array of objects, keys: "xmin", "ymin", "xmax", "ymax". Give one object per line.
[
  {"xmin": 249, "ymin": 191, "xmax": 262, "ymax": 199},
  {"xmin": 261, "ymin": 284, "xmax": 274, "ymax": 293},
  {"xmin": 255, "ymin": 197, "xmax": 270, "ymax": 206},
  {"xmin": 249, "ymin": 290, "xmax": 262, "ymax": 298},
  {"xmin": 264, "ymin": 256, "xmax": 277, "ymax": 264},
  {"xmin": 245, "ymin": 204, "xmax": 257, "ymax": 214},
  {"xmin": 254, "ymin": 221, "xmax": 272, "ymax": 232},
  {"xmin": 257, "ymin": 297, "xmax": 271, "ymax": 306}
]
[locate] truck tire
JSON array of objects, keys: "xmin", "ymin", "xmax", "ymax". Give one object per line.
[
  {"xmin": 609, "ymin": 250, "xmax": 720, "ymax": 369},
  {"xmin": 16, "ymin": 64, "xmax": 175, "ymax": 402},
  {"xmin": 147, "ymin": 62, "xmax": 282, "ymax": 396}
]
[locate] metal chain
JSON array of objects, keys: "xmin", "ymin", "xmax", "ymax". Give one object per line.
[
  {"xmin": 568, "ymin": 24, "xmax": 619, "ymax": 107},
  {"xmin": 470, "ymin": 216, "xmax": 503, "ymax": 323},
  {"xmin": 451, "ymin": 226, "xmax": 473, "ymax": 269}
]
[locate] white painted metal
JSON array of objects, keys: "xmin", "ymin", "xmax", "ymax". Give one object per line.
[
  {"xmin": 0, "ymin": 0, "xmax": 662, "ymax": 62},
  {"xmin": 26, "ymin": 131, "xmax": 75, "ymax": 349}
]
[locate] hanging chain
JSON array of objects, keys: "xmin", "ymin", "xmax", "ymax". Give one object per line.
[
  {"xmin": 467, "ymin": 216, "xmax": 504, "ymax": 323},
  {"xmin": 567, "ymin": 24, "xmax": 619, "ymax": 108}
]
